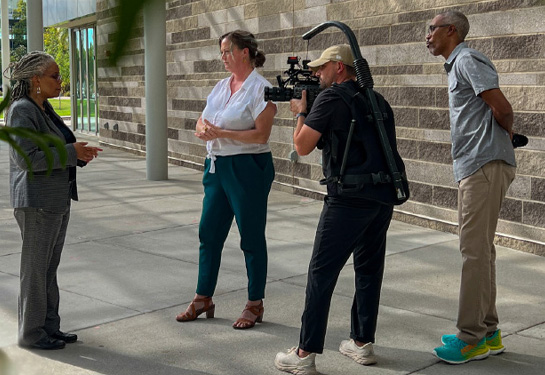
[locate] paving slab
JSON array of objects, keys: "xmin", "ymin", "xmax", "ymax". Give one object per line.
[
  {"xmin": 1, "ymin": 141, "xmax": 544, "ymax": 375},
  {"xmin": 0, "ymin": 220, "xmax": 20, "ymax": 257}
]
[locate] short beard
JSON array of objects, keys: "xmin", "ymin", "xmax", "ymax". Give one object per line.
[{"xmin": 319, "ymin": 80, "xmax": 330, "ymax": 89}]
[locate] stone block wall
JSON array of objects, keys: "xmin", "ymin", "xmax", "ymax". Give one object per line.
[{"xmin": 96, "ymin": 0, "xmax": 545, "ymax": 254}]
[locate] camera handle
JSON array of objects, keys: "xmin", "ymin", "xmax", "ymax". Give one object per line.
[
  {"xmin": 303, "ymin": 21, "xmax": 408, "ymax": 201},
  {"xmin": 303, "ymin": 21, "xmax": 374, "ymax": 89}
]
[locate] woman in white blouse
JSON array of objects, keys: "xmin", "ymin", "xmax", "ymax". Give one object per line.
[{"xmin": 176, "ymin": 30, "xmax": 277, "ymax": 329}]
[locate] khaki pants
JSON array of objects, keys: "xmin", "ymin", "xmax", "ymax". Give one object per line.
[{"xmin": 456, "ymin": 160, "xmax": 516, "ymax": 344}]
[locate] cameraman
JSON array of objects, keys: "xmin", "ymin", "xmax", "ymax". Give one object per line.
[{"xmin": 275, "ymin": 44, "xmax": 396, "ymax": 374}]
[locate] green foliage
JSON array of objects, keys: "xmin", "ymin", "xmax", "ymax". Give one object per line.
[
  {"xmin": 0, "ymin": 90, "xmax": 68, "ymax": 175},
  {"xmin": 47, "ymin": 98, "xmax": 71, "ymax": 116},
  {"xmin": 44, "ymin": 27, "xmax": 71, "ymax": 93},
  {"xmin": 10, "ymin": 45, "xmax": 27, "ymax": 63},
  {"xmin": 0, "ymin": 0, "xmax": 27, "ymax": 85},
  {"xmin": 0, "ymin": 98, "xmax": 71, "ymax": 118},
  {"xmin": 10, "ymin": 0, "xmax": 27, "ymax": 62}
]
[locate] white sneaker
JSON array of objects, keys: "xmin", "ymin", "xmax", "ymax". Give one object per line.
[
  {"xmin": 275, "ymin": 347, "xmax": 317, "ymax": 375},
  {"xmin": 339, "ymin": 339, "xmax": 377, "ymax": 365}
]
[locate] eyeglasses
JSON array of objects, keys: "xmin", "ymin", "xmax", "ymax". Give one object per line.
[
  {"xmin": 219, "ymin": 50, "xmax": 232, "ymax": 58},
  {"xmin": 427, "ymin": 24, "xmax": 451, "ymax": 34},
  {"xmin": 47, "ymin": 74, "xmax": 62, "ymax": 82}
]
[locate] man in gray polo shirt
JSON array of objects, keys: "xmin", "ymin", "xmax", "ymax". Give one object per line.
[{"xmin": 426, "ymin": 10, "xmax": 516, "ymax": 364}]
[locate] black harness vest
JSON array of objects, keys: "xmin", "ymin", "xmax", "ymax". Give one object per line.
[{"xmin": 318, "ymin": 81, "xmax": 409, "ymax": 205}]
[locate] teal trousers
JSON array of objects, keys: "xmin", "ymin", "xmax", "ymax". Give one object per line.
[{"xmin": 196, "ymin": 152, "xmax": 274, "ymax": 301}]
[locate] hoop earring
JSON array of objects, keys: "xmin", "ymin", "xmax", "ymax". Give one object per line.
[{"xmin": 37, "ymin": 86, "xmax": 41, "ymax": 94}]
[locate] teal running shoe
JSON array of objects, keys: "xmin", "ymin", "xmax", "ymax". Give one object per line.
[
  {"xmin": 441, "ymin": 329, "xmax": 505, "ymax": 355},
  {"xmin": 485, "ymin": 329, "xmax": 505, "ymax": 355},
  {"xmin": 433, "ymin": 336, "xmax": 490, "ymax": 364},
  {"xmin": 441, "ymin": 334, "xmax": 456, "ymax": 345}
]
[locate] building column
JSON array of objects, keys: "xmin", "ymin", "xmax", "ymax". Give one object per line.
[
  {"xmin": 143, "ymin": 0, "xmax": 168, "ymax": 180},
  {"xmin": 1, "ymin": 0, "xmax": 10, "ymax": 95},
  {"xmin": 26, "ymin": 0, "xmax": 44, "ymax": 52}
]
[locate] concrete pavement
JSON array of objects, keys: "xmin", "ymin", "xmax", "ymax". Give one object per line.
[{"xmin": 1, "ymin": 138, "xmax": 544, "ymax": 375}]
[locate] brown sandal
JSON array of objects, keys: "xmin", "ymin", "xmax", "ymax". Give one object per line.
[
  {"xmin": 176, "ymin": 297, "xmax": 215, "ymax": 322},
  {"xmin": 232, "ymin": 301, "xmax": 264, "ymax": 329}
]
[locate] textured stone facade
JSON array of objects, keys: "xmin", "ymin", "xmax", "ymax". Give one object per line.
[{"xmin": 96, "ymin": 0, "xmax": 545, "ymax": 255}]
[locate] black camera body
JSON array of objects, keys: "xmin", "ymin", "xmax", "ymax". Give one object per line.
[
  {"xmin": 264, "ymin": 56, "xmax": 322, "ymax": 113},
  {"xmin": 512, "ymin": 133, "xmax": 528, "ymax": 148}
]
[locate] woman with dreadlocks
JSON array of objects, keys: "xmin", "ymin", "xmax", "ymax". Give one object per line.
[{"xmin": 7, "ymin": 51, "xmax": 102, "ymax": 350}]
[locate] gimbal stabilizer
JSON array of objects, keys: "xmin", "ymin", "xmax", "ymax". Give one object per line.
[{"xmin": 303, "ymin": 21, "xmax": 408, "ymax": 201}]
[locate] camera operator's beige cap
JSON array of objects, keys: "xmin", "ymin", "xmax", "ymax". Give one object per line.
[{"xmin": 307, "ymin": 44, "xmax": 354, "ymax": 71}]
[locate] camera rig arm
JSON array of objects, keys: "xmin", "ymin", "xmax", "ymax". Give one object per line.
[
  {"xmin": 303, "ymin": 21, "xmax": 374, "ymax": 89},
  {"xmin": 303, "ymin": 21, "xmax": 408, "ymax": 201}
]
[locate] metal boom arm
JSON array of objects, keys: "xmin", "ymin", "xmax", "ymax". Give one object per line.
[{"xmin": 303, "ymin": 21, "xmax": 407, "ymax": 201}]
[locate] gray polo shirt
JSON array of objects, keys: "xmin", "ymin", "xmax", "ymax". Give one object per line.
[{"xmin": 444, "ymin": 42, "xmax": 516, "ymax": 182}]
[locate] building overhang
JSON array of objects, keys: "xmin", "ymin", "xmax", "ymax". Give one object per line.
[{"xmin": 46, "ymin": 13, "xmax": 96, "ymax": 29}]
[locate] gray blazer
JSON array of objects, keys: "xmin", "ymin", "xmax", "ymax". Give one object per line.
[{"xmin": 8, "ymin": 97, "xmax": 78, "ymax": 211}]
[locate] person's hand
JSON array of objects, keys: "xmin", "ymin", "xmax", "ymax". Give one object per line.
[
  {"xmin": 290, "ymin": 90, "xmax": 307, "ymax": 117},
  {"xmin": 195, "ymin": 119, "xmax": 221, "ymax": 141},
  {"xmin": 73, "ymin": 142, "xmax": 103, "ymax": 163}
]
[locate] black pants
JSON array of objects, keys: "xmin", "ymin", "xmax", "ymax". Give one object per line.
[{"xmin": 299, "ymin": 196, "xmax": 393, "ymax": 353}]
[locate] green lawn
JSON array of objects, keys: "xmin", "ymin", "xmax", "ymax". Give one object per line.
[
  {"xmin": 48, "ymin": 98, "xmax": 71, "ymax": 116},
  {"xmin": 1, "ymin": 98, "xmax": 71, "ymax": 118}
]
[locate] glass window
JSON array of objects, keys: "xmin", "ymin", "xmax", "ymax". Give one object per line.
[
  {"xmin": 88, "ymin": 27, "xmax": 96, "ymax": 133},
  {"xmin": 71, "ymin": 25, "xmax": 98, "ymax": 135},
  {"xmin": 81, "ymin": 27, "xmax": 89, "ymax": 132},
  {"xmin": 74, "ymin": 29, "xmax": 82, "ymax": 131}
]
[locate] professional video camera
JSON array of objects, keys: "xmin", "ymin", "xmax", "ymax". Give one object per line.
[{"xmin": 264, "ymin": 56, "xmax": 322, "ymax": 113}]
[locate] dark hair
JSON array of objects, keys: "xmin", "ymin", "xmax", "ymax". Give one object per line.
[
  {"xmin": 5, "ymin": 51, "xmax": 55, "ymax": 103},
  {"xmin": 219, "ymin": 30, "xmax": 266, "ymax": 68}
]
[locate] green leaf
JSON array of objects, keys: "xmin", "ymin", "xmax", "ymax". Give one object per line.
[
  {"xmin": 0, "ymin": 87, "xmax": 11, "ymax": 113},
  {"xmin": 1, "ymin": 88, "xmax": 68, "ymax": 176},
  {"xmin": 108, "ymin": 0, "xmax": 149, "ymax": 65},
  {"xmin": 0, "ymin": 129, "xmax": 35, "ymax": 178},
  {"xmin": 3, "ymin": 127, "xmax": 68, "ymax": 176}
]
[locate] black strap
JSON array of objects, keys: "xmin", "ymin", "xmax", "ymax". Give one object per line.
[
  {"xmin": 329, "ymin": 83, "xmax": 359, "ymax": 183},
  {"xmin": 321, "ymin": 171, "xmax": 394, "ymax": 185},
  {"xmin": 328, "ymin": 83, "xmax": 407, "ymax": 201},
  {"xmin": 364, "ymin": 88, "xmax": 407, "ymax": 200}
]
